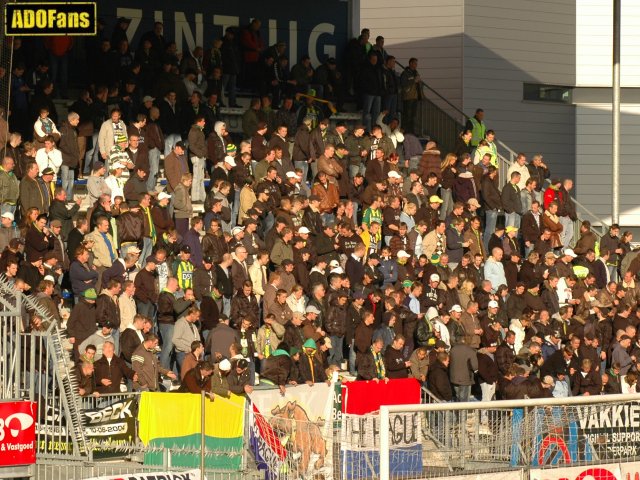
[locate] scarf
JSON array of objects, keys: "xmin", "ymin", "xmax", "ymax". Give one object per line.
[
  {"xmin": 263, "ymin": 326, "xmax": 272, "ymax": 358},
  {"xmin": 371, "ymin": 346, "xmax": 386, "ymax": 379},
  {"xmin": 142, "ymin": 206, "xmax": 156, "ymax": 245},
  {"xmin": 305, "ymin": 351, "xmax": 316, "ymax": 383}
]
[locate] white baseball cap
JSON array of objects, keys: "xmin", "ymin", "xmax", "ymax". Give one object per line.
[
  {"xmin": 1, "ymin": 212, "xmax": 14, "ymax": 221},
  {"xmin": 488, "ymin": 300, "xmax": 499, "ymax": 309},
  {"xmin": 387, "ymin": 170, "xmax": 402, "ymax": 179},
  {"xmin": 429, "ymin": 273, "xmax": 440, "ymax": 282},
  {"xmin": 449, "ymin": 304, "xmax": 463, "ymax": 313},
  {"xmin": 219, "ymin": 359, "xmax": 232, "ymax": 371},
  {"xmin": 286, "ymin": 171, "xmax": 300, "ymax": 179},
  {"xmin": 563, "ymin": 248, "xmax": 578, "ymax": 258},
  {"xmin": 224, "ymin": 156, "xmax": 236, "ymax": 167},
  {"xmin": 158, "ymin": 192, "xmax": 172, "ymax": 200},
  {"xmin": 298, "ymin": 226, "xmax": 311, "ymax": 234},
  {"xmin": 111, "ymin": 162, "xmax": 127, "ymax": 170},
  {"xmin": 397, "ymin": 250, "xmax": 411, "ymax": 258}
]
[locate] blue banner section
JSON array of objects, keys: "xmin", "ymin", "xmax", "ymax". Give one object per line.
[
  {"xmin": 98, "ymin": 1, "xmax": 349, "ymax": 65},
  {"xmin": 342, "ymin": 445, "xmax": 423, "ymax": 480}
]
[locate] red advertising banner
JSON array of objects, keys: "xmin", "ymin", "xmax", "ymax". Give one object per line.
[
  {"xmin": 341, "ymin": 378, "xmax": 421, "ymax": 415},
  {"xmin": 0, "ymin": 401, "xmax": 37, "ymax": 466}
]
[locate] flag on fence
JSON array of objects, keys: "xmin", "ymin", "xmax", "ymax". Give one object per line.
[{"xmin": 137, "ymin": 392, "xmax": 245, "ymax": 470}]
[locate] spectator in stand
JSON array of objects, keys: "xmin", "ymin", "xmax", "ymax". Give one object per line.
[{"xmin": 465, "ymin": 108, "xmax": 486, "ymax": 151}]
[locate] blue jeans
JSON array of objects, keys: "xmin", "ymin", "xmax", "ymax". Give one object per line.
[
  {"xmin": 222, "ymin": 73, "xmax": 237, "ymax": 105},
  {"xmin": 559, "ymin": 216, "xmax": 574, "ymax": 248},
  {"xmin": 349, "ymin": 341, "xmax": 357, "ymax": 375},
  {"xmin": 136, "ymin": 300, "xmax": 155, "ymax": 323},
  {"xmin": 49, "ymin": 53, "xmax": 69, "ymax": 96},
  {"xmin": 505, "ymin": 212, "xmax": 521, "ymax": 229},
  {"xmin": 176, "ymin": 350, "xmax": 187, "ymax": 373},
  {"xmin": 294, "ymin": 161, "xmax": 309, "ymax": 184},
  {"xmin": 453, "ymin": 384, "xmax": 471, "ymax": 402},
  {"xmin": 140, "ymin": 237, "xmax": 153, "ymax": 266},
  {"xmin": 84, "ymin": 132, "xmax": 99, "ymax": 174},
  {"xmin": 608, "ymin": 265, "xmax": 618, "ymax": 283},
  {"xmin": 230, "ymin": 189, "xmax": 240, "ymax": 226},
  {"xmin": 60, "ymin": 165, "xmax": 75, "ymax": 198},
  {"xmin": 147, "ymin": 148, "xmax": 160, "ymax": 191},
  {"xmin": 111, "ymin": 328, "xmax": 120, "ymax": 356},
  {"xmin": 484, "ymin": 209, "xmax": 499, "ymax": 251},
  {"xmin": 362, "ymin": 94, "xmax": 381, "ymax": 132},
  {"xmin": 382, "ymin": 94, "xmax": 399, "ymax": 119},
  {"xmin": 440, "ymin": 188, "xmax": 453, "ymax": 220},
  {"xmin": 349, "ymin": 164, "xmax": 365, "ymax": 179},
  {"xmin": 164, "ymin": 133, "xmax": 182, "ymax": 156},
  {"xmin": 328, "ymin": 335, "xmax": 344, "ymax": 366},
  {"xmin": 191, "ymin": 156, "xmax": 206, "ymax": 202},
  {"xmin": 1, "ymin": 204, "xmax": 16, "ymax": 216},
  {"xmin": 158, "ymin": 323, "xmax": 175, "ymax": 370}
]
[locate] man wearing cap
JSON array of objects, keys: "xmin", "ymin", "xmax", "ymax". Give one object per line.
[
  {"xmin": 0, "ymin": 212, "xmax": 15, "ymax": 252},
  {"xmin": 44, "ymin": 187, "xmax": 76, "ymax": 242},
  {"xmin": 67, "ymin": 287, "xmax": 99, "ymax": 360},
  {"xmin": 123, "ymin": 168, "xmax": 149, "ymax": 206},
  {"xmin": 187, "ymin": 115, "xmax": 207, "ymax": 202},
  {"xmin": 193, "ymin": 255, "xmax": 217, "ymax": 302},
  {"xmin": 104, "ymin": 159, "xmax": 126, "ymax": 202},
  {"xmin": 151, "ymin": 192, "xmax": 174, "ymax": 238}
]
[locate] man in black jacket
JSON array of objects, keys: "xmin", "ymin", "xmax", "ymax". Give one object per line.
[
  {"xmin": 66, "ymin": 287, "xmax": 98, "ymax": 361},
  {"xmin": 95, "ymin": 279, "xmax": 122, "ymax": 353},
  {"xmin": 94, "ymin": 341, "xmax": 137, "ymax": 394},
  {"xmin": 481, "ymin": 166, "xmax": 502, "ymax": 250},
  {"xmin": 427, "ymin": 352, "xmax": 453, "ymax": 401},
  {"xmin": 384, "ymin": 335, "xmax": 409, "ymax": 379},
  {"xmin": 501, "ymin": 171, "xmax": 522, "ymax": 229}
]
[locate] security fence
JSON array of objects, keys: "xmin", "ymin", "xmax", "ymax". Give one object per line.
[{"xmin": 380, "ymin": 394, "xmax": 640, "ymax": 480}]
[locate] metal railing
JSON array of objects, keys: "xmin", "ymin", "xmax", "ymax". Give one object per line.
[
  {"xmin": 380, "ymin": 393, "xmax": 640, "ymax": 480},
  {"xmin": 0, "ymin": 275, "xmax": 88, "ymax": 459}
]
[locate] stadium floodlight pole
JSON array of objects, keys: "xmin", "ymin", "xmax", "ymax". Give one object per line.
[{"xmin": 612, "ymin": 0, "xmax": 621, "ymax": 224}]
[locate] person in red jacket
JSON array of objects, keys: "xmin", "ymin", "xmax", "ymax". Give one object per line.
[
  {"xmin": 543, "ymin": 179, "xmax": 563, "ymax": 210},
  {"xmin": 240, "ymin": 19, "xmax": 264, "ymax": 87},
  {"xmin": 44, "ymin": 36, "xmax": 74, "ymax": 98}
]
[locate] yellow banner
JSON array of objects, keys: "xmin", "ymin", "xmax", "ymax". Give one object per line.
[{"xmin": 138, "ymin": 392, "xmax": 245, "ymax": 444}]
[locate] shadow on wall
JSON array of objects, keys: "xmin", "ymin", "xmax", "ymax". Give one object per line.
[{"xmin": 388, "ymin": 34, "xmax": 576, "ymax": 183}]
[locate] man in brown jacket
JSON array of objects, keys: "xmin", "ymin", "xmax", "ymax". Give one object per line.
[
  {"xmin": 164, "ymin": 142, "xmax": 189, "ymax": 193},
  {"xmin": 316, "ymin": 144, "xmax": 343, "ymax": 184},
  {"xmin": 188, "ymin": 116, "xmax": 207, "ymax": 202},
  {"xmin": 460, "ymin": 301, "xmax": 482, "ymax": 349}
]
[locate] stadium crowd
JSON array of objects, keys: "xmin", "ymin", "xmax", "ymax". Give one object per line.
[{"xmin": 2, "ymin": 19, "xmax": 639, "ymax": 406}]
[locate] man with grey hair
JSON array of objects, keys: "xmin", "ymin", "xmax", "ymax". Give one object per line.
[{"xmin": 59, "ymin": 111, "xmax": 81, "ymax": 197}]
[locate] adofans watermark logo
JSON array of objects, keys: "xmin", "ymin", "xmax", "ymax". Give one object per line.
[{"xmin": 5, "ymin": 2, "xmax": 96, "ymax": 36}]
